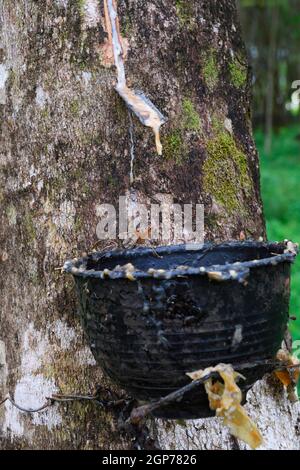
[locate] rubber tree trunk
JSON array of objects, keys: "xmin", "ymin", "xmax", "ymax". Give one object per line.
[{"xmin": 0, "ymin": 0, "xmax": 299, "ymax": 450}]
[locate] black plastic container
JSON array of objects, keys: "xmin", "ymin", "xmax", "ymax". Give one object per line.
[{"xmin": 64, "ymin": 241, "xmax": 297, "ymax": 419}]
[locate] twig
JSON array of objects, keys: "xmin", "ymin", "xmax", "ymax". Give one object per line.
[
  {"xmin": 0, "ymin": 359, "xmax": 298, "ymax": 418},
  {"xmin": 130, "ymin": 359, "xmax": 300, "ymax": 424},
  {"xmin": 130, "ymin": 371, "xmax": 220, "ymax": 424}
]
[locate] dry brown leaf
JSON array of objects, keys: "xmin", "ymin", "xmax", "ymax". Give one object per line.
[
  {"xmin": 275, "ymin": 349, "xmax": 300, "ymax": 388},
  {"xmin": 187, "ymin": 364, "xmax": 263, "ymax": 449}
]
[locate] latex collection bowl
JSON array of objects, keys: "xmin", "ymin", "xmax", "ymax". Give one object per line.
[{"xmin": 64, "ymin": 241, "xmax": 296, "ymax": 419}]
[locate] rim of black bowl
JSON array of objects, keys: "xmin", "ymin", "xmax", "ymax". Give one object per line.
[{"xmin": 63, "ymin": 240, "xmax": 298, "ymax": 284}]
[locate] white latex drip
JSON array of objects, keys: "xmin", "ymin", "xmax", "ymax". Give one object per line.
[
  {"xmin": 128, "ymin": 111, "xmax": 135, "ymax": 184},
  {"xmin": 107, "ymin": 0, "xmax": 126, "ymax": 87}
]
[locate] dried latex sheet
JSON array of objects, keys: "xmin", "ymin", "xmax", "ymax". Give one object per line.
[
  {"xmin": 105, "ymin": 0, "xmax": 166, "ymax": 155},
  {"xmin": 187, "ymin": 364, "xmax": 263, "ymax": 449}
]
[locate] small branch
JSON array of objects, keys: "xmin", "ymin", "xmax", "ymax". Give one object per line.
[
  {"xmin": 130, "ymin": 371, "xmax": 220, "ymax": 425},
  {"xmin": 130, "ymin": 359, "xmax": 300, "ymax": 424},
  {"xmin": 0, "ymin": 359, "xmax": 298, "ymax": 419}
]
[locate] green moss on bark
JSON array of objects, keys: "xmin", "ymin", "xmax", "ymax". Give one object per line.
[
  {"xmin": 182, "ymin": 98, "xmax": 201, "ymax": 132},
  {"xmin": 203, "ymin": 131, "xmax": 252, "ymax": 214},
  {"xmin": 77, "ymin": 0, "xmax": 85, "ymax": 17},
  {"xmin": 163, "ymin": 130, "xmax": 185, "ymax": 163},
  {"xmin": 163, "ymin": 98, "xmax": 201, "ymax": 163},
  {"xmin": 203, "ymin": 51, "xmax": 219, "ymax": 90},
  {"xmin": 70, "ymin": 99, "xmax": 80, "ymax": 116},
  {"xmin": 23, "ymin": 212, "xmax": 37, "ymax": 242},
  {"xmin": 175, "ymin": 0, "xmax": 193, "ymax": 26},
  {"xmin": 229, "ymin": 57, "xmax": 247, "ymax": 88}
]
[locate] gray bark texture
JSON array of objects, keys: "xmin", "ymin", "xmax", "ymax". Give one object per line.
[{"xmin": 0, "ymin": 0, "xmax": 299, "ymax": 450}]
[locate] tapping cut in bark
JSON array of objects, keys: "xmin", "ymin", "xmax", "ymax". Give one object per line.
[
  {"xmin": 105, "ymin": 0, "xmax": 167, "ymax": 155},
  {"xmin": 187, "ymin": 364, "xmax": 263, "ymax": 449}
]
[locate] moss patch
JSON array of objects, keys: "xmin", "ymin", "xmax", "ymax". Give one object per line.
[
  {"xmin": 211, "ymin": 115, "xmax": 224, "ymax": 134},
  {"xmin": 77, "ymin": 0, "xmax": 85, "ymax": 17},
  {"xmin": 182, "ymin": 98, "xmax": 201, "ymax": 132},
  {"xmin": 175, "ymin": 0, "xmax": 193, "ymax": 26},
  {"xmin": 229, "ymin": 57, "xmax": 247, "ymax": 88},
  {"xmin": 163, "ymin": 98, "xmax": 201, "ymax": 163},
  {"xmin": 203, "ymin": 131, "xmax": 252, "ymax": 213},
  {"xmin": 70, "ymin": 99, "xmax": 80, "ymax": 116},
  {"xmin": 120, "ymin": 13, "xmax": 133, "ymax": 36},
  {"xmin": 203, "ymin": 51, "xmax": 219, "ymax": 91},
  {"xmin": 23, "ymin": 212, "xmax": 37, "ymax": 242},
  {"xmin": 163, "ymin": 130, "xmax": 185, "ymax": 163}
]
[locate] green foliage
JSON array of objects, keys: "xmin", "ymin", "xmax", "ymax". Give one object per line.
[
  {"xmin": 256, "ymin": 125, "xmax": 300, "ymax": 368},
  {"xmin": 240, "ymin": 0, "xmax": 290, "ymax": 7},
  {"xmin": 238, "ymin": 0, "xmax": 300, "ymax": 125}
]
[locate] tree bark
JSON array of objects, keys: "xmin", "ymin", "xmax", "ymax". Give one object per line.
[{"xmin": 0, "ymin": 0, "xmax": 298, "ymax": 450}]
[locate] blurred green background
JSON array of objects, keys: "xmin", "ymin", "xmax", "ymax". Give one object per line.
[
  {"xmin": 257, "ymin": 127, "xmax": 300, "ymax": 345},
  {"xmin": 238, "ymin": 0, "xmax": 300, "ymax": 361}
]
